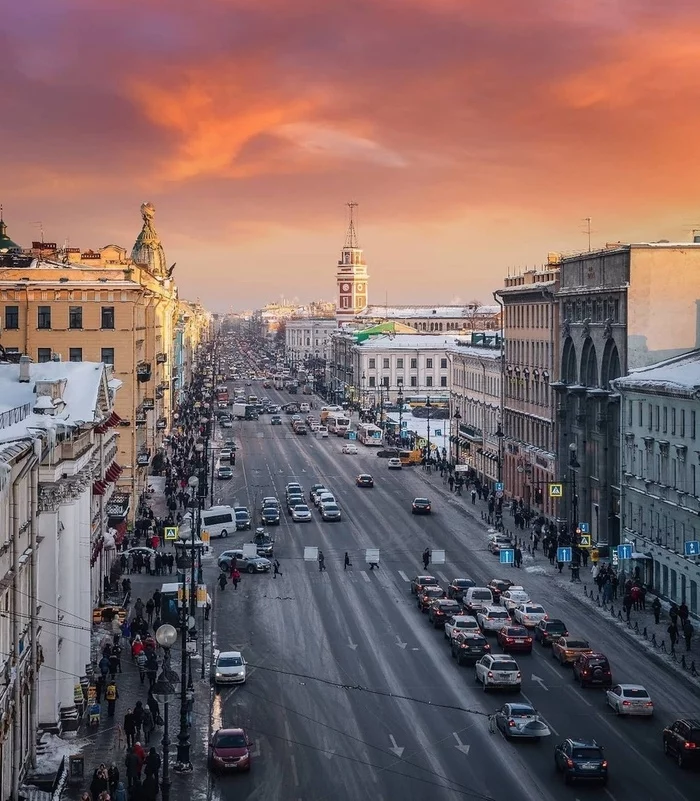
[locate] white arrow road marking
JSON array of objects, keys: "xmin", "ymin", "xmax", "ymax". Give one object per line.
[
  {"xmin": 347, "ymin": 636, "xmax": 358, "ymax": 650},
  {"xmin": 395, "ymin": 635, "xmax": 408, "ymax": 649},
  {"xmin": 531, "ymin": 674, "xmax": 548, "ymax": 691},
  {"xmin": 398, "ymin": 570, "xmax": 410, "ymax": 582},
  {"xmin": 452, "ymin": 732, "xmax": 470, "ymax": 755},
  {"xmin": 388, "ymin": 735, "xmax": 404, "ymax": 758}
]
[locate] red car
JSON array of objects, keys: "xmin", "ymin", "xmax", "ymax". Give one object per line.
[
  {"xmin": 208, "ymin": 727, "xmax": 253, "ymax": 772},
  {"xmin": 497, "ymin": 625, "xmax": 533, "ymax": 653},
  {"xmin": 417, "ymin": 586, "xmax": 444, "ymax": 612}
]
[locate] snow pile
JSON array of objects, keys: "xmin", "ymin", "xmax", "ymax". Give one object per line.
[
  {"xmin": 525, "ymin": 565, "xmax": 548, "ymax": 575},
  {"xmin": 34, "ymin": 733, "xmax": 83, "ymax": 774}
]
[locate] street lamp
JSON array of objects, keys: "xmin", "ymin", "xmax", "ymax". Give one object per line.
[
  {"xmin": 453, "ymin": 408, "xmax": 462, "ymax": 466},
  {"xmin": 426, "ymin": 396, "xmax": 432, "ymax": 464},
  {"xmin": 397, "ymin": 385, "xmax": 404, "ymax": 447},
  {"xmin": 569, "ymin": 442, "xmax": 580, "ymax": 536},
  {"xmin": 495, "ymin": 423, "xmax": 504, "ymax": 485},
  {"xmin": 153, "ymin": 624, "xmax": 179, "ymax": 801}
]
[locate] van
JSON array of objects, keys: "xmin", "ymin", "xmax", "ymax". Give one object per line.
[
  {"xmin": 399, "ymin": 449, "xmax": 422, "ymax": 466},
  {"xmin": 179, "ymin": 505, "xmax": 236, "ymax": 540},
  {"xmin": 463, "ymin": 587, "xmax": 495, "ymax": 615},
  {"xmin": 299, "ymin": 402, "xmax": 310, "ymax": 413}
]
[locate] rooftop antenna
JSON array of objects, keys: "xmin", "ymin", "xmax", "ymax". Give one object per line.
[
  {"xmin": 345, "ymin": 201, "xmax": 359, "ymax": 249},
  {"xmin": 385, "ymin": 289, "xmax": 389, "ymax": 321},
  {"xmin": 582, "ymin": 217, "xmax": 593, "ymax": 252},
  {"xmin": 30, "ymin": 220, "xmax": 45, "ymax": 245}
]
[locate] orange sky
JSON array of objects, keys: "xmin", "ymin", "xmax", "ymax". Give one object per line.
[{"xmin": 3, "ymin": 0, "xmax": 700, "ymax": 311}]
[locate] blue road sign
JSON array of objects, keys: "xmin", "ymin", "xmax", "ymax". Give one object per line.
[
  {"xmin": 500, "ymin": 549, "xmax": 515, "ymax": 565},
  {"xmin": 578, "ymin": 522, "xmax": 590, "ymax": 534},
  {"xmin": 617, "ymin": 544, "xmax": 633, "ymax": 560},
  {"xmin": 401, "ymin": 420, "xmax": 407, "ymax": 429},
  {"xmin": 495, "ymin": 482, "xmax": 504, "ymax": 492},
  {"xmin": 557, "ymin": 547, "xmax": 572, "ymax": 563},
  {"xmin": 434, "ymin": 429, "xmax": 442, "ymax": 436},
  {"xmin": 684, "ymin": 540, "xmax": 700, "ymax": 557}
]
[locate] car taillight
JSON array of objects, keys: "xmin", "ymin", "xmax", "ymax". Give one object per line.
[
  {"xmin": 516, "ymin": 672, "xmax": 521, "ymax": 679},
  {"xmin": 508, "ymin": 720, "xmax": 516, "ymax": 727},
  {"xmin": 487, "ymin": 671, "xmax": 494, "ymax": 678},
  {"xmin": 601, "ymin": 760, "xmax": 608, "ymax": 768},
  {"xmin": 544, "ymin": 614, "xmax": 549, "ymax": 620},
  {"xmin": 506, "ymin": 637, "xmax": 514, "ymax": 643},
  {"xmin": 645, "ymin": 702, "xmax": 654, "ymax": 707},
  {"xmin": 684, "ymin": 742, "xmax": 697, "ymax": 749},
  {"xmin": 526, "ymin": 637, "xmax": 532, "ymax": 643},
  {"xmin": 484, "ymin": 644, "xmax": 491, "ymax": 649},
  {"xmin": 566, "ymin": 758, "xmax": 574, "ymax": 768},
  {"xmin": 622, "ymin": 701, "xmax": 631, "ymax": 706},
  {"xmin": 582, "ymin": 670, "xmax": 588, "ymax": 675}
]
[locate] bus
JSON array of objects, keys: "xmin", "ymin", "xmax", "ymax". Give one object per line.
[
  {"xmin": 357, "ymin": 423, "xmax": 383, "ymax": 446},
  {"xmin": 216, "ymin": 385, "xmax": 229, "ymax": 404},
  {"xmin": 405, "ymin": 395, "xmax": 449, "ymax": 409},
  {"xmin": 326, "ymin": 412, "xmax": 351, "ymax": 436}
]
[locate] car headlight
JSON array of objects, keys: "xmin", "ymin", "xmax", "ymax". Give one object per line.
[{"xmin": 215, "ymin": 672, "xmax": 223, "ymax": 678}]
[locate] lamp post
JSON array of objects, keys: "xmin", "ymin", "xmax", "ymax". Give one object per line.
[
  {"xmin": 569, "ymin": 442, "xmax": 580, "ymax": 536},
  {"xmin": 176, "ymin": 478, "xmax": 194, "ymax": 772},
  {"xmin": 153, "ymin": 624, "xmax": 179, "ymax": 801},
  {"xmin": 495, "ymin": 423, "xmax": 504, "ymax": 485},
  {"xmin": 397, "ymin": 385, "xmax": 404, "ymax": 447},
  {"xmin": 426, "ymin": 396, "xmax": 432, "ymax": 463},
  {"xmin": 453, "ymin": 408, "xmax": 462, "ymax": 466}
]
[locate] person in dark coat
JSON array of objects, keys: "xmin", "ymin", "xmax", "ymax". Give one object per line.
[
  {"xmin": 90, "ymin": 764, "xmax": 109, "ymax": 801},
  {"xmin": 146, "ymin": 693, "xmax": 160, "ymax": 725},
  {"xmin": 651, "ymin": 597, "xmax": 661, "ymax": 624},
  {"xmin": 142, "ymin": 773, "xmax": 159, "ymax": 801},
  {"xmin": 124, "ymin": 748, "xmax": 140, "ymax": 790},
  {"xmin": 144, "ymin": 747, "xmax": 161, "ymax": 778},
  {"xmin": 133, "ymin": 701, "xmax": 145, "ymax": 740},
  {"xmin": 108, "ymin": 763, "xmax": 120, "ymax": 796},
  {"xmin": 123, "ymin": 709, "xmax": 137, "ymax": 748}
]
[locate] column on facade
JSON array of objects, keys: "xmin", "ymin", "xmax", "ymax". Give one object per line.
[
  {"xmin": 36, "ymin": 508, "xmax": 60, "ymax": 727},
  {"xmin": 57, "ymin": 501, "xmax": 81, "ymax": 715}
]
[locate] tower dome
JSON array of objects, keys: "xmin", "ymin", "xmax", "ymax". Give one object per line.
[
  {"xmin": 0, "ymin": 211, "xmax": 20, "ymax": 253},
  {"xmin": 131, "ymin": 202, "xmax": 167, "ymax": 277}
]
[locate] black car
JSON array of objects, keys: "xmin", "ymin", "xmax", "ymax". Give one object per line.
[
  {"xmin": 554, "ymin": 739, "xmax": 607, "ymax": 785},
  {"xmin": 376, "ymin": 448, "xmax": 400, "ymax": 459},
  {"xmin": 411, "ymin": 498, "xmax": 432, "ymax": 515},
  {"xmin": 487, "ymin": 578, "xmax": 513, "ymax": 603},
  {"xmin": 534, "ymin": 618, "xmax": 568, "ymax": 647},
  {"xmin": 663, "ymin": 718, "xmax": 700, "ymax": 768},
  {"xmin": 234, "ymin": 509, "xmax": 251, "ymax": 531},
  {"xmin": 451, "ymin": 632, "xmax": 491, "ymax": 665},
  {"xmin": 447, "ymin": 578, "xmax": 475, "ymax": 601},
  {"xmin": 573, "ymin": 653, "xmax": 613, "ymax": 687},
  {"xmin": 261, "ymin": 506, "xmax": 280, "ymax": 526},
  {"xmin": 356, "ymin": 474, "xmax": 374, "ymax": 488},
  {"xmin": 427, "ymin": 599, "xmax": 462, "ymax": 628}
]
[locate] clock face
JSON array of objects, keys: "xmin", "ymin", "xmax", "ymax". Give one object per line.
[
  {"xmin": 356, "ymin": 283, "xmax": 364, "ymax": 292},
  {"xmin": 341, "ymin": 283, "xmax": 351, "ymax": 292}
]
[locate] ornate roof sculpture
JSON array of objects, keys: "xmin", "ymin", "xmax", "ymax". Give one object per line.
[
  {"xmin": 0, "ymin": 209, "xmax": 20, "ymax": 253},
  {"xmin": 131, "ymin": 202, "xmax": 167, "ymax": 277}
]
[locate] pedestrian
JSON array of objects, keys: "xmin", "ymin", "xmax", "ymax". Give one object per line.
[
  {"xmin": 142, "ymin": 707, "xmax": 154, "ymax": 745},
  {"xmin": 136, "ymin": 651, "xmax": 147, "ymax": 684},
  {"xmin": 422, "ymin": 548, "xmax": 430, "ymax": 570},
  {"xmin": 344, "ymin": 552, "xmax": 351, "ymax": 570},
  {"xmin": 556, "ymin": 560, "xmax": 564, "ymax": 574},
  {"xmin": 668, "ymin": 621, "xmax": 679, "ymax": 649},
  {"xmin": 108, "ymin": 763, "xmax": 120, "ymax": 796},
  {"xmin": 218, "ymin": 571, "xmax": 227, "ymax": 591},
  {"xmin": 623, "ymin": 594, "xmax": 633, "ymax": 622},
  {"xmin": 651, "ymin": 597, "xmax": 661, "ymax": 624},
  {"xmin": 204, "ymin": 599, "xmax": 211, "ymax": 621},
  {"xmin": 114, "ymin": 782, "xmax": 127, "ymax": 801},
  {"xmin": 318, "ymin": 550, "xmax": 326, "ymax": 571},
  {"xmin": 142, "ymin": 773, "xmax": 158, "ymax": 801},
  {"xmin": 669, "ymin": 603, "xmax": 679, "ymax": 627},
  {"xmin": 471, "ymin": 488, "xmax": 477, "ymax": 504},
  {"xmin": 273, "ymin": 559, "xmax": 281, "ymax": 578},
  {"xmin": 231, "ymin": 568, "xmax": 240, "ymax": 589},
  {"xmin": 124, "ymin": 748, "xmax": 140, "ymax": 791},
  {"xmin": 144, "ymin": 747, "xmax": 161, "ymax": 778},
  {"xmin": 682, "ymin": 619, "xmax": 694, "ymax": 652},
  {"xmin": 123, "ymin": 709, "xmax": 137, "ymax": 748},
  {"xmin": 99, "ymin": 654, "xmax": 110, "ymax": 680},
  {"xmin": 514, "ymin": 547, "xmax": 522, "ymax": 569},
  {"xmin": 679, "ymin": 602, "xmax": 689, "ymax": 625},
  {"xmin": 145, "ymin": 598, "xmax": 155, "ymax": 624},
  {"xmin": 448, "ymin": 475, "xmax": 454, "ymax": 492},
  {"xmin": 133, "ymin": 701, "xmax": 144, "ymax": 740},
  {"xmin": 134, "ymin": 598, "xmax": 144, "ymax": 618},
  {"xmin": 105, "ymin": 680, "xmax": 118, "ymax": 717},
  {"xmin": 90, "ymin": 765, "xmax": 109, "ymax": 801}
]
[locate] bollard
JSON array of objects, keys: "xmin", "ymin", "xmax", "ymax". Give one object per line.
[
  {"xmin": 596, "ymin": 594, "xmax": 600, "ymax": 604},
  {"xmin": 671, "ymin": 649, "xmax": 678, "ymax": 662},
  {"xmin": 651, "ymin": 633, "xmax": 657, "ymax": 647},
  {"xmin": 660, "ymin": 640, "xmax": 666, "ymax": 652},
  {"xmin": 643, "ymin": 626, "xmax": 648, "ymax": 639},
  {"xmin": 681, "ymin": 655, "xmax": 687, "ymax": 670},
  {"xmin": 583, "ymin": 586, "xmax": 587, "ymax": 597},
  {"xmin": 691, "ymin": 661, "xmax": 698, "ymax": 677},
  {"xmin": 617, "ymin": 610, "xmax": 623, "ymax": 620},
  {"xmin": 634, "ymin": 621, "xmax": 639, "ymax": 634}
]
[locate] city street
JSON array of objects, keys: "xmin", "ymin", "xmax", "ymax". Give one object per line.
[{"xmin": 205, "ymin": 384, "xmax": 700, "ymax": 801}]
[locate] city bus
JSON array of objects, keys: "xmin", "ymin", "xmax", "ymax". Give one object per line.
[
  {"xmin": 326, "ymin": 412, "xmax": 351, "ymax": 436},
  {"xmin": 405, "ymin": 395, "xmax": 449, "ymax": 409},
  {"xmin": 357, "ymin": 423, "xmax": 383, "ymax": 446},
  {"xmin": 216, "ymin": 385, "xmax": 229, "ymax": 404}
]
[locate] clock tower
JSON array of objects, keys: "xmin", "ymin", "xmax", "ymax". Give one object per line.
[{"xmin": 336, "ymin": 202, "xmax": 369, "ymax": 324}]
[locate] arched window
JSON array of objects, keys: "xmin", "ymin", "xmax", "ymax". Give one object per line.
[
  {"xmin": 600, "ymin": 338, "xmax": 621, "ymax": 388},
  {"xmin": 561, "ymin": 337, "xmax": 577, "ymax": 384},
  {"xmin": 580, "ymin": 337, "xmax": 598, "ymax": 387}
]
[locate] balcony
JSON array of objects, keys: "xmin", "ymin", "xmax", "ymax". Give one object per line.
[
  {"xmin": 135, "ymin": 414, "xmax": 147, "ymax": 427},
  {"xmin": 137, "ymin": 362, "xmax": 152, "ymax": 382},
  {"xmin": 58, "ymin": 431, "xmax": 92, "ymax": 461},
  {"xmin": 459, "ymin": 423, "xmax": 483, "ymax": 443},
  {"xmin": 156, "ymin": 417, "xmax": 167, "ymax": 430},
  {"xmin": 155, "ymin": 387, "xmax": 164, "ymax": 400},
  {"xmin": 156, "ymin": 352, "xmax": 167, "ymax": 364},
  {"xmin": 136, "ymin": 449, "xmax": 151, "ymax": 467},
  {"xmin": 142, "ymin": 397, "xmax": 155, "ymax": 411}
]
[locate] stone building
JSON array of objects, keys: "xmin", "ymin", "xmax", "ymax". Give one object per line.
[{"xmin": 354, "ymin": 303, "xmax": 501, "ymax": 333}]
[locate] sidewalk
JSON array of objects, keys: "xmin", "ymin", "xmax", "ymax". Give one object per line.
[{"xmin": 416, "ymin": 466, "xmax": 700, "ymax": 687}]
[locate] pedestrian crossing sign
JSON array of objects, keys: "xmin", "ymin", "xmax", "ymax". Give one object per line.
[
  {"xmin": 164, "ymin": 526, "xmax": 178, "ymax": 541},
  {"xmin": 548, "ymin": 483, "xmax": 563, "ymax": 498},
  {"xmin": 579, "ymin": 534, "xmax": 592, "ymax": 548}
]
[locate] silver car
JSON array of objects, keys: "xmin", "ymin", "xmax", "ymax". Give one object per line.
[{"xmin": 214, "ymin": 651, "xmax": 247, "ymax": 685}]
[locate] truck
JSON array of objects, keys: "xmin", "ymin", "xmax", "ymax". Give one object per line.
[{"xmin": 231, "ymin": 402, "xmax": 258, "ymax": 420}]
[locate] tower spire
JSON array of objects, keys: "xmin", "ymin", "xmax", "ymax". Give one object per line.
[{"xmin": 345, "ymin": 201, "xmax": 359, "ymax": 249}]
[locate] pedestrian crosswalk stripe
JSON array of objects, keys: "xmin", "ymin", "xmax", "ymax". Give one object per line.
[
  {"xmin": 361, "ymin": 572, "xmax": 371, "ymax": 583},
  {"xmin": 398, "ymin": 570, "xmax": 410, "ymax": 582},
  {"xmin": 437, "ymin": 571, "xmax": 449, "ymax": 583}
]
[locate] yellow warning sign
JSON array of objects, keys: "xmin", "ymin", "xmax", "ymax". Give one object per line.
[
  {"xmin": 579, "ymin": 534, "xmax": 592, "ymax": 548},
  {"xmin": 548, "ymin": 483, "xmax": 563, "ymax": 498},
  {"xmin": 164, "ymin": 526, "xmax": 178, "ymax": 541}
]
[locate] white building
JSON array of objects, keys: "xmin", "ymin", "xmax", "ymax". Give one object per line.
[
  {"xmin": 612, "ymin": 350, "xmax": 700, "ymax": 613},
  {"xmin": 354, "ymin": 304, "xmax": 501, "ymax": 333},
  {"xmin": 285, "ymin": 318, "xmax": 337, "ymax": 367},
  {"xmin": 448, "ymin": 339, "xmax": 502, "ymax": 485},
  {"xmin": 0, "ymin": 355, "xmax": 121, "ymax": 783}
]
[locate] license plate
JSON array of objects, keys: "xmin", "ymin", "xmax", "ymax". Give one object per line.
[
  {"xmin": 515, "ymin": 639, "xmax": 525, "ymax": 643},
  {"xmin": 581, "ymin": 763, "xmax": 597, "ymax": 770},
  {"xmin": 497, "ymin": 673, "xmax": 513, "ymax": 679}
]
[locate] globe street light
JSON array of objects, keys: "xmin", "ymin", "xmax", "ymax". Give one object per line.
[{"xmin": 154, "ymin": 624, "xmax": 179, "ymax": 801}]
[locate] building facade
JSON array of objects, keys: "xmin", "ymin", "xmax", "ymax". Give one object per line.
[
  {"xmin": 355, "ymin": 304, "xmax": 501, "ymax": 333},
  {"xmin": 496, "ymin": 262, "xmax": 560, "ymax": 519},
  {"xmin": 448, "ymin": 340, "xmax": 502, "ymax": 486},
  {"xmin": 335, "ymin": 204, "xmax": 369, "ymax": 323},
  {"xmin": 285, "ymin": 319, "xmax": 337, "ymax": 368},
  {"xmin": 612, "ymin": 351, "xmax": 700, "ymax": 612}
]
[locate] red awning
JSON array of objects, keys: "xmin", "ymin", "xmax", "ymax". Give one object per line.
[
  {"xmin": 95, "ymin": 424, "xmax": 108, "ymax": 435},
  {"xmin": 107, "ymin": 412, "xmax": 122, "ymax": 427},
  {"xmin": 92, "ymin": 481, "xmax": 106, "ymax": 496}
]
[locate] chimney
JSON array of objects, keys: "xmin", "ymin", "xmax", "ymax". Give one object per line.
[
  {"xmin": 51, "ymin": 352, "xmax": 61, "ymax": 362},
  {"xmin": 18, "ymin": 355, "xmax": 31, "ymax": 383}
]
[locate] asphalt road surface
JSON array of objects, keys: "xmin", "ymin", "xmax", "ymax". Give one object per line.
[{"xmin": 203, "ymin": 383, "xmax": 700, "ymax": 801}]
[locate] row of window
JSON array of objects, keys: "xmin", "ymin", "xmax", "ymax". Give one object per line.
[
  {"xmin": 367, "ymin": 357, "xmax": 448, "ymax": 370},
  {"xmin": 505, "ymin": 338, "xmax": 550, "ymax": 369},
  {"xmin": 504, "ymin": 303, "xmax": 552, "ymax": 330},
  {"xmin": 4, "ymin": 305, "xmax": 116, "ymax": 330},
  {"xmin": 626, "ymin": 501, "xmax": 698, "ymax": 545},
  {"xmin": 504, "ymin": 410, "xmax": 552, "ymax": 453},
  {"xmin": 27, "ymin": 347, "xmax": 115, "ymax": 365},
  {"xmin": 563, "ymin": 298, "xmax": 620, "ymax": 324},
  {"xmin": 628, "ymin": 400, "xmax": 697, "ymax": 439},
  {"xmin": 451, "ymin": 367, "xmax": 500, "ymax": 397},
  {"xmin": 505, "ymin": 377, "xmax": 552, "ymax": 408},
  {"xmin": 625, "ymin": 445, "xmax": 695, "ymax": 491},
  {"xmin": 366, "ymin": 375, "xmax": 448, "ymax": 388}
]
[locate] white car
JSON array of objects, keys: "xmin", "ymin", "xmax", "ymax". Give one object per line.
[
  {"xmin": 501, "ymin": 588, "xmax": 530, "ymax": 612},
  {"xmin": 444, "ymin": 615, "xmax": 480, "ymax": 642},
  {"xmin": 605, "ymin": 684, "xmax": 654, "ymax": 716},
  {"xmin": 488, "ymin": 536, "xmax": 513, "ymax": 555},
  {"xmin": 316, "ymin": 426, "xmax": 329, "ymax": 438},
  {"xmin": 476, "ymin": 606, "xmax": 512, "ymax": 633},
  {"xmin": 474, "ymin": 654, "xmax": 521, "ymax": 691},
  {"xmin": 387, "ymin": 458, "xmax": 402, "ymax": 469},
  {"xmin": 213, "ymin": 651, "xmax": 247, "ymax": 685},
  {"xmin": 342, "ymin": 444, "xmax": 358, "ymax": 455},
  {"xmin": 291, "ymin": 504, "xmax": 313, "ymax": 522},
  {"xmin": 220, "ymin": 448, "xmax": 233, "ymax": 461},
  {"xmin": 513, "ymin": 604, "xmax": 548, "ymax": 628},
  {"xmin": 316, "ymin": 492, "xmax": 335, "ymax": 508},
  {"xmin": 310, "ymin": 422, "xmax": 321, "ymax": 432}
]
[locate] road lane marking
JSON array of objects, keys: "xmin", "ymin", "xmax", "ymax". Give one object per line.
[
  {"xmin": 289, "ymin": 754, "xmax": 300, "ymax": 786},
  {"xmin": 395, "ymin": 635, "xmax": 408, "ymax": 649},
  {"xmin": 437, "ymin": 571, "xmax": 449, "ymax": 582},
  {"xmin": 452, "ymin": 731, "xmax": 471, "ymax": 755},
  {"xmin": 521, "ymin": 691, "xmax": 559, "ymax": 736},
  {"xmin": 361, "ymin": 572, "xmax": 371, "ymax": 582},
  {"xmin": 388, "ymin": 734, "xmax": 404, "ymax": 758},
  {"xmin": 398, "ymin": 570, "xmax": 410, "ymax": 582},
  {"xmin": 565, "ymin": 684, "xmax": 592, "ymax": 707}
]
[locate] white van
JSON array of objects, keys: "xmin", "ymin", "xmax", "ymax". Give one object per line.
[
  {"xmin": 299, "ymin": 402, "xmax": 310, "ymax": 413},
  {"xmin": 463, "ymin": 586, "xmax": 494, "ymax": 615},
  {"xmin": 179, "ymin": 505, "xmax": 236, "ymax": 540}
]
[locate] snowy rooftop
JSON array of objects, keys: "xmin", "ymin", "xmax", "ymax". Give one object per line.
[
  {"xmin": 447, "ymin": 343, "xmax": 502, "ymax": 361},
  {"xmin": 613, "ymin": 350, "xmax": 700, "ymax": 395},
  {"xmin": 356, "ymin": 304, "xmax": 501, "ymax": 319},
  {"xmin": 0, "ymin": 361, "xmax": 119, "ymax": 443},
  {"xmin": 356, "ymin": 334, "xmax": 463, "ymax": 351}
]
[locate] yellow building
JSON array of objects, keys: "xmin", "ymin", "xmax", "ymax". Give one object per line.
[{"xmin": 0, "ymin": 204, "xmax": 212, "ymax": 519}]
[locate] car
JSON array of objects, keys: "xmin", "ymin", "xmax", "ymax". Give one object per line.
[
  {"xmin": 494, "ymin": 703, "xmax": 551, "ymax": 740},
  {"xmin": 309, "ymin": 484, "xmax": 326, "ymax": 502},
  {"xmin": 261, "ymin": 496, "xmax": 279, "ymax": 510},
  {"xmin": 573, "ymin": 652, "xmax": 613, "ymax": 688},
  {"xmin": 487, "ymin": 578, "xmax": 513, "ymax": 603},
  {"xmin": 662, "ymin": 718, "xmax": 700, "ymax": 767},
  {"xmin": 497, "ymin": 625, "xmax": 533, "ymax": 653},
  {"xmin": 476, "ymin": 606, "xmax": 512, "ymax": 634},
  {"xmin": 452, "ymin": 631, "xmax": 491, "ymax": 665},
  {"xmin": 427, "ymin": 599, "xmax": 462, "ymax": 628},
  {"xmin": 310, "ymin": 486, "xmax": 328, "ymax": 505},
  {"xmin": 551, "ymin": 636, "xmax": 593, "ymax": 666},
  {"xmin": 342, "ymin": 443, "xmax": 359, "ymax": 455},
  {"xmin": 446, "ymin": 578, "xmax": 475, "ymax": 601},
  {"xmin": 234, "ymin": 508, "xmax": 252, "ymax": 531},
  {"xmin": 213, "ymin": 650, "xmax": 248, "ymax": 685},
  {"xmin": 534, "ymin": 619, "xmax": 568, "ymax": 647},
  {"xmin": 488, "ymin": 536, "xmax": 514, "ymax": 555},
  {"xmin": 316, "ymin": 426, "xmax": 329, "ymax": 437},
  {"xmin": 417, "ymin": 586, "xmax": 445, "ymax": 612},
  {"xmin": 287, "ymin": 494, "xmax": 304, "ymax": 513},
  {"xmin": 208, "ymin": 727, "xmax": 253, "ymax": 773},
  {"xmin": 474, "ymin": 654, "xmax": 521, "ymax": 691},
  {"xmin": 261, "ymin": 506, "xmax": 280, "ymax": 526},
  {"xmin": 220, "ymin": 418, "xmax": 233, "ymax": 428},
  {"xmin": 270, "ymin": 415, "xmax": 282, "ymax": 425},
  {"xmin": 356, "ymin": 474, "xmax": 374, "ymax": 488},
  {"xmin": 500, "ymin": 588, "xmax": 530, "ymax": 612},
  {"xmin": 605, "ymin": 684, "xmax": 653, "ymax": 717},
  {"xmin": 554, "ymin": 740, "xmax": 608, "ymax": 785},
  {"xmin": 463, "ymin": 587, "xmax": 495, "ymax": 616},
  {"xmin": 220, "ymin": 448, "xmax": 233, "ymax": 461},
  {"xmin": 309, "ymin": 421, "xmax": 321, "ymax": 432},
  {"xmin": 293, "ymin": 423, "xmax": 307, "ymax": 435},
  {"xmin": 513, "ymin": 603, "xmax": 548, "ymax": 628},
  {"xmin": 411, "ymin": 498, "xmax": 432, "ymax": 515},
  {"xmin": 291, "ymin": 504, "xmax": 313, "ymax": 522},
  {"xmin": 410, "ymin": 575, "xmax": 439, "ymax": 595},
  {"xmin": 217, "ymin": 550, "xmax": 271, "ymax": 574},
  {"xmin": 285, "ymin": 482, "xmax": 303, "ymax": 496},
  {"xmin": 217, "ymin": 466, "xmax": 233, "ymax": 480},
  {"xmin": 387, "ymin": 458, "xmax": 402, "ymax": 469},
  {"xmin": 252, "ymin": 528, "xmax": 274, "ymax": 557},
  {"xmin": 316, "ymin": 491, "xmax": 336, "ymax": 508},
  {"xmin": 320, "ymin": 502, "xmax": 342, "ymax": 521},
  {"xmin": 444, "ymin": 614, "xmax": 480, "ymax": 642},
  {"xmin": 376, "ymin": 448, "xmax": 400, "ymax": 459},
  {"xmin": 224, "ymin": 440, "xmax": 237, "ymax": 451}
]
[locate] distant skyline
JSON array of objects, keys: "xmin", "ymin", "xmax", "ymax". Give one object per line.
[{"xmin": 3, "ymin": 1, "xmax": 700, "ymax": 312}]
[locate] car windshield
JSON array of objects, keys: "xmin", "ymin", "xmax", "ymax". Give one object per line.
[
  {"xmin": 294, "ymin": 505, "xmax": 310, "ymax": 512},
  {"xmin": 473, "ymin": 591, "xmax": 491, "ymax": 600},
  {"xmin": 415, "ymin": 499, "xmax": 429, "ymax": 504},
  {"xmin": 546, "ymin": 621, "xmax": 566, "ymax": 630},
  {"xmin": 622, "ymin": 688, "xmax": 649, "ymax": 698},
  {"xmin": 425, "ymin": 588, "xmax": 443, "ymax": 596},
  {"xmin": 215, "ymin": 733, "xmax": 247, "ymax": 748},
  {"xmin": 506, "ymin": 628, "xmax": 527, "ymax": 636},
  {"xmin": 218, "ymin": 656, "xmax": 243, "ymax": 667},
  {"xmin": 525, "ymin": 606, "xmax": 545, "ymax": 614},
  {"xmin": 586, "ymin": 658, "xmax": 609, "ymax": 667},
  {"xmin": 509, "ymin": 706, "xmax": 535, "ymax": 716},
  {"xmin": 324, "ymin": 505, "xmax": 339, "ymax": 512},
  {"xmin": 572, "ymin": 748, "xmax": 602, "ymax": 760},
  {"xmin": 454, "ymin": 580, "xmax": 473, "ymax": 587},
  {"xmin": 491, "ymin": 661, "xmax": 518, "ymax": 671},
  {"xmin": 440, "ymin": 602, "xmax": 460, "ymax": 610}
]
